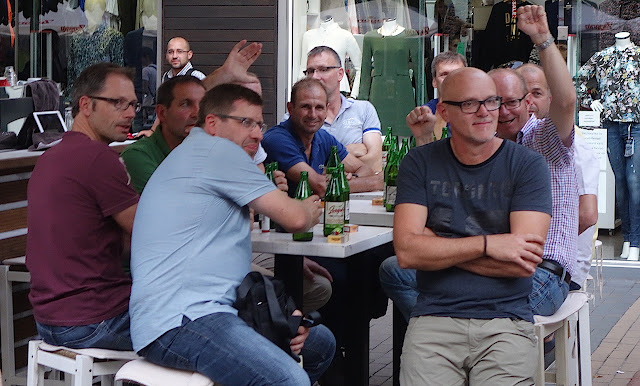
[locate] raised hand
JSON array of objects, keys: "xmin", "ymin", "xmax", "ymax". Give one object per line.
[
  {"xmin": 406, "ymin": 105, "xmax": 437, "ymax": 146},
  {"xmin": 517, "ymin": 5, "xmax": 552, "ymax": 45}
]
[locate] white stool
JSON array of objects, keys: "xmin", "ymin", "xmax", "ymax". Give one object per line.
[
  {"xmin": 114, "ymin": 359, "xmax": 215, "ymax": 386},
  {"xmin": 26, "ymin": 340, "xmax": 139, "ymax": 386},
  {"xmin": 1, "ymin": 257, "xmax": 30, "ymax": 386},
  {"xmin": 534, "ymin": 291, "xmax": 591, "ymax": 386}
]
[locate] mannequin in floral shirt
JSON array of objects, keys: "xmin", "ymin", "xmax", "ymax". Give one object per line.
[{"xmin": 576, "ymin": 31, "xmax": 640, "ymax": 260}]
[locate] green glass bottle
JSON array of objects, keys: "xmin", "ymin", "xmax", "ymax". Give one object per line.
[
  {"xmin": 400, "ymin": 137, "xmax": 410, "ymax": 159},
  {"xmin": 381, "ymin": 127, "xmax": 393, "ymax": 169},
  {"xmin": 324, "ymin": 146, "xmax": 340, "ymax": 184},
  {"xmin": 383, "ymin": 146, "xmax": 396, "ymax": 206},
  {"xmin": 337, "ymin": 163, "xmax": 350, "ymax": 224},
  {"xmin": 440, "ymin": 126, "xmax": 448, "ymax": 140},
  {"xmin": 260, "ymin": 163, "xmax": 276, "ymax": 232},
  {"xmin": 267, "ymin": 162, "xmax": 278, "ymax": 230},
  {"xmin": 293, "ymin": 171, "xmax": 314, "ymax": 241},
  {"xmin": 384, "ymin": 146, "xmax": 400, "ymax": 212},
  {"xmin": 323, "ymin": 169, "xmax": 346, "ymax": 236},
  {"xmin": 410, "ymin": 136, "xmax": 417, "ymax": 148}
]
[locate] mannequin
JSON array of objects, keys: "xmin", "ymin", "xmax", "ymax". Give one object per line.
[
  {"xmin": 359, "ymin": 18, "xmax": 424, "ymax": 137},
  {"xmin": 378, "ymin": 18, "xmax": 405, "ymax": 36},
  {"xmin": 299, "ymin": 16, "xmax": 362, "ymax": 97},
  {"xmin": 576, "ymin": 31, "xmax": 640, "ymax": 260},
  {"xmin": 67, "ymin": 0, "xmax": 124, "ymax": 97}
]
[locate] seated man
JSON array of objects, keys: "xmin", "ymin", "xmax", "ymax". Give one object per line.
[
  {"xmin": 262, "ymin": 78, "xmax": 383, "ymax": 198},
  {"xmin": 395, "ymin": 66, "xmax": 552, "ymax": 384},
  {"xmin": 304, "ymin": 46, "xmax": 383, "ymax": 172},
  {"xmin": 129, "ymin": 84, "xmax": 335, "ymax": 385},
  {"xmin": 26, "ymin": 63, "xmax": 139, "ymax": 350},
  {"xmin": 122, "ymin": 75, "xmax": 332, "ymax": 313}
]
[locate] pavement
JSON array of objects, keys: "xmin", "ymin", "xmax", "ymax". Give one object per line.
[{"xmin": 366, "ymin": 231, "xmax": 640, "ymax": 386}]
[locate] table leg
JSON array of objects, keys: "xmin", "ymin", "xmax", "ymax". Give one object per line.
[{"xmin": 274, "ymin": 254, "xmax": 304, "ymax": 309}]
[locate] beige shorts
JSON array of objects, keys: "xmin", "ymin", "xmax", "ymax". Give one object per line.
[{"xmin": 400, "ymin": 316, "xmax": 537, "ymax": 386}]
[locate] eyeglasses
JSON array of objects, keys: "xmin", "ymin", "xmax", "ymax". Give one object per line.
[
  {"xmin": 442, "ymin": 96, "xmax": 502, "ymax": 114},
  {"xmin": 501, "ymin": 94, "xmax": 528, "ymax": 110},
  {"xmin": 166, "ymin": 49, "xmax": 188, "ymax": 55},
  {"xmin": 303, "ymin": 66, "xmax": 341, "ymax": 76},
  {"xmin": 216, "ymin": 114, "xmax": 268, "ymax": 133},
  {"xmin": 89, "ymin": 96, "xmax": 141, "ymax": 113}
]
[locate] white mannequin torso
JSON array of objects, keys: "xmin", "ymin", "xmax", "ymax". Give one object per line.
[
  {"xmin": 378, "ymin": 19, "xmax": 405, "ymax": 36},
  {"xmin": 615, "ymin": 32, "xmax": 632, "ymax": 50}
]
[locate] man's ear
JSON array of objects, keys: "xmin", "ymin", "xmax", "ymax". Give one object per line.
[
  {"xmin": 187, "ymin": 50, "xmax": 194, "ymax": 61},
  {"xmin": 286, "ymin": 101, "xmax": 293, "ymax": 115},
  {"xmin": 203, "ymin": 114, "xmax": 217, "ymax": 136},
  {"xmin": 78, "ymin": 95, "xmax": 93, "ymax": 116},
  {"xmin": 437, "ymin": 102, "xmax": 448, "ymax": 122},
  {"xmin": 155, "ymin": 104, "xmax": 167, "ymax": 123},
  {"xmin": 337, "ymin": 67, "xmax": 344, "ymax": 82}
]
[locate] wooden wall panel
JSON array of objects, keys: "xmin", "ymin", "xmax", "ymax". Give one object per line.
[{"xmin": 162, "ymin": 1, "xmax": 279, "ymax": 126}]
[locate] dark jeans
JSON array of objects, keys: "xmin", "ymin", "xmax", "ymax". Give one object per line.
[
  {"xmin": 139, "ymin": 313, "xmax": 335, "ymax": 386},
  {"xmin": 605, "ymin": 120, "xmax": 640, "ymax": 246},
  {"xmin": 36, "ymin": 311, "xmax": 133, "ymax": 350}
]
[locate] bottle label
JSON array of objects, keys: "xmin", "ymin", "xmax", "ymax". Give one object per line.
[
  {"xmin": 382, "ymin": 150, "xmax": 388, "ymax": 165},
  {"xmin": 385, "ymin": 186, "xmax": 397, "ymax": 205},
  {"xmin": 324, "ymin": 202, "xmax": 346, "ymax": 224},
  {"xmin": 345, "ymin": 200, "xmax": 350, "ymax": 221},
  {"xmin": 260, "ymin": 214, "xmax": 271, "ymax": 233}
]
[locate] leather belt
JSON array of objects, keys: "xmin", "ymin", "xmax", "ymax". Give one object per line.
[{"xmin": 538, "ymin": 259, "xmax": 571, "ymax": 285}]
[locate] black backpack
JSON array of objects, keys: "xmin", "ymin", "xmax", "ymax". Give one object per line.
[{"xmin": 233, "ymin": 272, "xmax": 304, "ymax": 362}]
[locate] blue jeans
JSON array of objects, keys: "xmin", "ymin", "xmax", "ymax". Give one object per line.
[
  {"xmin": 379, "ymin": 256, "xmax": 418, "ymax": 322},
  {"xmin": 36, "ymin": 311, "xmax": 132, "ymax": 350},
  {"xmin": 529, "ymin": 267, "xmax": 569, "ymax": 316},
  {"xmin": 139, "ymin": 313, "xmax": 335, "ymax": 386},
  {"xmin": 605, "ymin": 120, "xmax": 640, "ymax": 246}
]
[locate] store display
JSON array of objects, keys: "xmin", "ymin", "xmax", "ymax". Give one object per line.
[
  {"xmin": 359, "ymin": 19, "xmax": 425, "ymax": 137},
  {"xmin": 299, "ymin": 17, "xmax": 362, "ymax": 96},
  {"xmin": 576, "ymin": 31, "xmax": 640, "ymax": 260}
]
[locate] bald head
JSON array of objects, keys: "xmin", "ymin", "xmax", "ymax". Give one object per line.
[
  {"xmin": 166, "ymin": 37, "xmax": 193, "ymax": 73},
  {"xmin": 440, "ymin": 67, "xmax": 496, "ymax": 101},
  {"xmin": 516, "ymin": 64, "xmax": 551, "ymax": 118}
]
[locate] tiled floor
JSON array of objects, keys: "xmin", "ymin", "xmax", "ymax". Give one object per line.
[{"xmin": 367, "ymin": 230, "xmax": 640, "ymax": 385}]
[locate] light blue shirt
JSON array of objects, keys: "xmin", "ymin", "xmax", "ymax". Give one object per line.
[{"xmin": 129, "ymin": 127, "xmax": 276, "ymax": 351}]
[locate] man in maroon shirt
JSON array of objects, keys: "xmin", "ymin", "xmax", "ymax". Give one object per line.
[{"xmin": 26, "ymin": 63, "xmax": 139, "ymax": 350}]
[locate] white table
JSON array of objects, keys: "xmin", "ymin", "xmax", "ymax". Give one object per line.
[
  {"xmin": 350, "ymin": 199, "xmax": 394, "ymax": 227},
  {"xmin": 251, "ymin": 225, "xmax": 393, "ymax": 386},
  {"xmin": 349, "ymin": 190, "xmax": 383, "ymax": 201},
  {"xmin": 251, "ymin": 224, "xmax": 392, "ymax": 258}
]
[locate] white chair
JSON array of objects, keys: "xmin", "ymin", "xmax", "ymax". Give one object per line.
[
  {"xmin": 534, "ymin": 291, "xmax": 592, "ymax": 386},
  {"xmin": 114, "ymin": 359, "xmax": 215, "ymax": 386},
  {"xmin": 26, "ymin": 340, "xmax": 139, "ymax": 386},
  {"xmin": 1, "ymin": 257, "xmax": 30, "ymax": 386}
]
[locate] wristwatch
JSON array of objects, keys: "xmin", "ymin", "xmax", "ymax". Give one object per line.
[{"xmin": 535, "ymin": 36, "xmax": 555, "ymax": 51}]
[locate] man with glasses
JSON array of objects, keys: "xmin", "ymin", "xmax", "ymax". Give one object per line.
[
  {"xmin": 395, "ymin": 65, "xmax": 552, "ymax": 384},
  {"xmin": 26, "ymin": 63, "xmax": 140, "ymax": 350},
  {"xmin": 489, "ymin": 4, "xmax": 578, "ymax": 317},
  {"xmin": 302, "ymin": 46, "xmax": 383, "ymax": 172},
  {"xmin": 129, "ymin": 84, "xmax": 335, "ymax": 385},
  {"xmin": 162, "ymin": 36, "xmax": 206, "ymax": 83}
]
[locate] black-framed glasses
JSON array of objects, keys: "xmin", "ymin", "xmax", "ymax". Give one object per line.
[
  {"xmin": 501, "ymin": 94, "xmax": 528, "ymax": 110},
  {"xmin": 442, "ymin": 96, "xmax": 502, "ymax": 114},
  {"xmin": 216, "ymin": 114, "xmax": 268, "ymax": 133},
  {"xmin": 303, "ymin": 66, "xmax": 341, "ymax": 76},
  {"xmin": 166, "ymin": 49, "xmax": 188, "ymax": 55},
  {"xmin": 88, "ymin": 96, "xmax": 141, "ymax": 113}
]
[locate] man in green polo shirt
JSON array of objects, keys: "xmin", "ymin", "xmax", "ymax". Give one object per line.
[{"xmin": 122, "ymin": 76, "xmax": 205, "ymax": 193}]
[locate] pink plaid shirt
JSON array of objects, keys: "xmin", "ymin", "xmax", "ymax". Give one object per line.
[{"xmin": 518, "ymin": 115, "xmax": 578, "ymax": 276}]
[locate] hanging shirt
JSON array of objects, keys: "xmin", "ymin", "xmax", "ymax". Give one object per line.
[{"xmin": 575, "ymin": 44, "xmax": 640, "ymax": 122}]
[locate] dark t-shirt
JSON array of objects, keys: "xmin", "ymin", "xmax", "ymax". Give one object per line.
[
  {"xmin": 396, "ymin": 138, "xmax": 552, "ymax": 322},
  {"xmin": 26, "ymin": 131, "xmax": 139, "ymax": 326}
]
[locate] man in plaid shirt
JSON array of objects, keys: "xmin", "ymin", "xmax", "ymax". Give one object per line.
[{"xmin": 489, "ymin": 5, "xmax": 578, "ymax": 316}]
